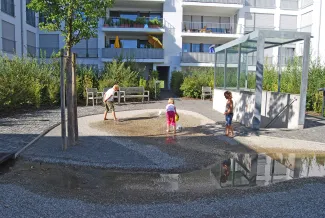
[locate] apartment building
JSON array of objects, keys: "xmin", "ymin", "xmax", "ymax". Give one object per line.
[{"xmin": 1, "ymin": 0, "xmax": 324, "ymax": 89}]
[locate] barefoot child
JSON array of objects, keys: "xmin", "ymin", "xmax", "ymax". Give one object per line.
[
  {"xmin": 224, "ymin": 91, "xmax": 234, "ymax": 137},
  {"xmin": 166, "ymin": 98, "xmax": 178, "ymax": 134},
  {"xmin": 103, "ymin": 84, "xmax": 119, "ymax": 121}
]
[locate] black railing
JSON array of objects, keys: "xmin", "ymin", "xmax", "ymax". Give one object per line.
[
  {"xmin": 2, "ymin": 38, "xmax": 16, "ymax": 54},
  {"xmin": 1, "ymin": 0, "xmax": 15, "ymax": 16},
  {"xmin": 71, "ymin": 48, "xmax": 98, "ymax": 58}
]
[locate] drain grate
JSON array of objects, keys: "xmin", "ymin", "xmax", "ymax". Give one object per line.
[{"xmin": 0, "ymin": 153, "xmax": 14, "ymax": 164}]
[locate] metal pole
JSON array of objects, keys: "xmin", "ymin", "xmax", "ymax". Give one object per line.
[
  {"xmin": 60, "ymin": 49, "xmax": 67, "ymax": 150},
  {"xmin": 253, "ymin": 32, "xmax": 265, "ymax": 130},
  {"xmin": 224, "ymin": 49, "xmax": 227, "ymax": 89},
  {"xmin": 214, "ymin": 53, "xmax": 217, "ymax": 89},
  {"xmin": 245, "ymin": 53, "xmax": 248, "ymax": 89},
  {"xmin": 72, "ymin": 53, "xmax": 78, "ymax": 142},
  {"xmin": 236, "ymin": 44, "xmax": 242, "ymax": 90},
  {"xmin": 298, "ymin": 35, "xmax": 311, "ymax": 128},
  {"xmin": 277, "ymin": 46, "xmax": 282, "ymax": 92}
]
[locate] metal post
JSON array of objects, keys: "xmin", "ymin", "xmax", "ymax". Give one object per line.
[
  {"xmin": 224, "ymin": 49, "xmax": 227, "ymax": 89},
  {"xmin": 60, "ymin": 49, "xmax": 67, "ymax": 150},
  {"xmin": 253, "ymin": 32, "xmax": 265, "ymax": 130},
  {"xmin": 245, "ymin": 53, "xmax": 248, "ymax": 89},
  {"xmin": 236, "ymin": 44, "xmax": 242, "ymax": 90},
  {"xmin": 250, "ymin": 154, "xmax": 258, "ymax": 186},
  {"xmin": 277, "ymin": 46, "xmax": 282, "ymax": 92},
  {"xmin": 298, "ymin": 35, "xmax": 311, "ymax": 128},
  {"xmin": 322, "ymin": 90, "xmax": 325, "ymax": 117},
  {"xmin": 214, "ymin": 53, "xmax": 217, "ymax": 89},
  {"xmin": 72, "ymin": 53, "xmax": 78, "ymax": 142}
]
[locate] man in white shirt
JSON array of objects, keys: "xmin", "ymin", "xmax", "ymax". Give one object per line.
[{"xmin": 103, "ymin": 84, "xmax": 119, "ymax": 121}]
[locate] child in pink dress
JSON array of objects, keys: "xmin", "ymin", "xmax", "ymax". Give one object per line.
[{"xmin": 166, "ymin": 98, "xmax": 178, "ymax": 134}]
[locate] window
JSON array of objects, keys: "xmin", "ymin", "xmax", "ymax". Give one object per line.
[
  {"xmin": 182, "ymin": 43, "xmax": 190, "ymax": 52},
  {"xmin": 120, "ymin": 13, "xmax": 138, "ymax": 21},
  {"xmin": 1, "ymin": 0, "xmax": 15, "ymax": 16},
  {"xmin": 26, "ymin": 0, "xmax": 36, "ymax": 27},
  {"xmin": 120, "ymin": 39, "xmax": 137, "ymax": 48},
  {"xmin": 192, "ymin": 44, "xmax": 200, "ymax": 52},
  {"xmin": 202, "ymin": 44, "xmax": 211, "ymax": 53}
]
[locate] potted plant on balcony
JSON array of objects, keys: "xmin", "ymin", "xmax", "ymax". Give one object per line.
[
  {"xmin": 104, "ymin": 17, "xmax": 112, "ymax": 27},
  {"xmin": 135, "ymin": 17, "xmax": 146, "ymax": 28},
  {"xmin": 149, "ymin": 17, "xmax": 161, "ymax": 28},
  {"xmin": 120, "ymin": 18, "xmax": 130, "ymax": 28}
]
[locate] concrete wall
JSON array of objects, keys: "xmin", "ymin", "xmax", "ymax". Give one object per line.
[{"xmin": 213, "ymin": 89, "xmax": 301, "ymax": 129}]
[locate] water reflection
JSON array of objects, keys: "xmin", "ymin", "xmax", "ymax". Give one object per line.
[{"xmin": 157, "ymin": 152, "xmax": 325, "ymax": 191}]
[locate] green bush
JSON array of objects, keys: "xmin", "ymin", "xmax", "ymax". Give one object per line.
[
  {"xmin": 180, "ymin": 68, "xmax": 213, "ymax": 98},
  {"xmin": 0, "ymin": 55, "xmax": 60, "ymax": 111},
  {"xmin": 170, "ymin": 71, "xmax": 184, "ymax": 96},
  {"xmin": 76, "ymin": 66, "xmax": 99, "ymax": 100}
]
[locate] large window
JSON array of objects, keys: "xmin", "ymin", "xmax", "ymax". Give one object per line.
[
  {"xmin": 182, "ymin": 43, "xmax": 214, "ymax": 53},
  {"xmin": 1, "ymin": 0, "xmax": 15, "ymax": 17},
  {"xmin": 26, "ymin": 0, "xmax": 36, "ymax": 27},
  {"xmin": 120, "ymin": 40, "xmax": 137, "ymax": 48}
]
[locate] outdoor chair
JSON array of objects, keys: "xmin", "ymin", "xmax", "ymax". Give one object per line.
[
  {"xmin": 86, "ymin": 88, "xmax": 103, "ymax": 106},
  {"xmin": 201, "ymin": 86, "xmax": 212, "ymax": 100}
]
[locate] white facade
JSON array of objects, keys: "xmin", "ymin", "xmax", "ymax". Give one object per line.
[{"xmin": 1, "ymin": 0, "xmax": 324, "ymax": 89}]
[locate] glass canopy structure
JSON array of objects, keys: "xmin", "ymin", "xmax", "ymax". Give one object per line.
[{"xmin": 213, "ymin": 30, "xmax": 311, "ymax": 129}]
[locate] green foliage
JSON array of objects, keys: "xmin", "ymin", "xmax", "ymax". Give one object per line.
[
  {"xmin": 180, "ymin": 68, "xmax": 213, "ymax": 98},
  {"xmin": 100, "ymin": 61, "xmax": 139, "ymax": 88},
  {"xmin": 27, "ymin": 0, "xmax": 114, "ymax": 49},
  {"xmin": 263, "ymin": 65, "xmax": 278, "ymax": 92},
  {"xmin": 170, "ymin": 71, "xmax": 184, "ymax": 96},
  {"xmin": 0, "ymin": 55, "xmax": 60, "ymax": 111},
  {"xmin": 139, "ymin": 77, "xmax": 160, "ymax": 99},
  {"xmin": 76, "ymin": 66, "xmax": 99, "ymax": 99}
]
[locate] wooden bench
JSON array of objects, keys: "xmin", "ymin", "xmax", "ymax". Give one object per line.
[
  {"xmin": 86, "ymin": 88, "xmax": 103, "ymax": 106},
  {"xmin": 103, "ymin": 88, "xmax": 126, "ymax": 103},
  {"xmin": 201, "ymin": 86, "xmax": 212, "ymax": 100},
  {"xmin": 120, "ymin": 87, "xmax": 150, "ymax": 102}
]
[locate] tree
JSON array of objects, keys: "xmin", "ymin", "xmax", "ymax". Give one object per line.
[{"xmin": 27, "ymin": 0, "xmax": 114, "ymax": 147}]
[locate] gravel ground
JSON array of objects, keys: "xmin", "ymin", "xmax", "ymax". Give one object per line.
[{"xmin": 1, "ymin": 180, "xmax": 325, "ymax": 218}]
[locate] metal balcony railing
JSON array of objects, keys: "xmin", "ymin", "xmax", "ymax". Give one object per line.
[
  {"xmin": 244, "ymin": 26, "xmax": 275, "ymax": 33},
  {"xmin": 102, "ymin": 48, "xmax": 164, "ymax": 59},
  {"xmin": 71, "ymin": 48, "xmax": 99, "ymax": 58},
  {"xmin": 39, "ymin": 47, "xmax": 60, "ymax": 58},
  {"xmin": 182, "ymin": 52, "xmax": 239, "ymax": 64},
  {"xmin": 182, "ymin": 22, "xmax": 241, "ymax": 34},
  {"xmin": 2, "ymin": 38, "xmax": 16, "ymax": 54},
  {"xmin": 103, "ymin": 17, "xmax": 164, "ymax": 28},
  {"xmin": 1, "ymin": 0, "xmax": 15, "ymax": 16},
  {"xmin": 245, "ymin": 0, "xmax": 276, "ymax": 8},
  {"xmin": 27, "ymin": 45, "xmax": 37, "ymax": 57},
  {"xmin": 298, "ymin": 25, "xmax": 312, "ymax": 33},
  {"xmin": 183, "ymin": 0, "xmax": 243, "ymax": 4}
]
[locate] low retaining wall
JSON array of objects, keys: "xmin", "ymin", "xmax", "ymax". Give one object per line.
[{"xmin": 213, "ymin": 89, "xmax": 301, "ymax": 129}]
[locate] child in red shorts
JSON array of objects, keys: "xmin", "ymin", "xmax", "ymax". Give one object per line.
[{"xmin": 166, "ymin": 98, "xmax": 178, "ymax": 134}]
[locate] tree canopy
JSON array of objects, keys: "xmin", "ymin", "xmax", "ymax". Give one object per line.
[{"xmin": 27, "ymin": 0, "xmax": 114, "ymax": 49}]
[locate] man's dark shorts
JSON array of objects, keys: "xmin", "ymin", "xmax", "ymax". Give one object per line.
[
  {"xmin": 225, "ymin": 113, "xmax": 233, "ymax": 126},
  {"xmin": 105, "ymin": 101, "xmax": 115, "ymax": 112}
]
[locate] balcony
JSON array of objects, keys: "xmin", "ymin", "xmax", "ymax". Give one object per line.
[
  {"xmin": 182, "ymin": 52, "xmax": 215, "ymax": 63},
  {"xmin": 183, "ymin": 22, "xmax": 241, "ymax": 34},
  {"xmin": 2, "ymin": 38, "xmax": 16, "ymax": 54},
  {"xmin": 102, "ymin": 17, "xmax": 165, "ymax": 34},
  {"xmin": 71, "ymin": 48, "xmax": 98, "ymax": 58},
  {"xmin": 244, "ymin": 26, "xmax": 275, "ymax": 34},
  {"xmin": 183, "ymin": 0, "xmax": 243, "ymax": 4},
  {"xmin": 298, "ymin": 25, "xmax": 312, "ymax": 33},
  {"xmin": 102, "ymin": 48, "xmax": 164, "ymax": 62},
  {"xmin": 245, "ymin": 0, "xmax": 276, "ymax": 8},
  {"xmin": 1, "ymin": 0, "xmax": 15, "ymax": 17}
]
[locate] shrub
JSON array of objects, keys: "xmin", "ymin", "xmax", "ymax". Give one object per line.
[
  {"xmin": 76, "ymin": 66, "xmax": 99, "ymax": 100},
  {"xmin": 170, "ymin": 71, "xmax": 184, "ymax": 96}
]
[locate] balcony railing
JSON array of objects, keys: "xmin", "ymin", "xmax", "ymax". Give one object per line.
[
  {"xmin": 39, "ymin": 47, "xmax": 60, "ymax": 58},
  {"xmin": 1, "ymin": 0, "xmax": 15, "ymax": 16},
  {"xmin": 27, "ymin": 45, "xmax": 37, "ymax": 57},
  {"xmin": 183, "ymin": 0, "xmax": 243, "ymax": 4},
  {"xmin": 182, "ymin": 22, "xmax": 240, "ymax": 34},
  {"xmin": 244, "ymin": 26, "xmax": 275, "ymax": 33},
  {"xmin": 102, "ymin": 48, "xmax": 164, "ymax": 59},
  {"xmin": 2, "ymin": 38, "xmax": 16, "ymax": 54},
  {"xmin": 245, "ymin": 0, "xmax": 276, "ymax": 8},
  {"xmin": 298, "ymin": 25, "xmax": 312, "ymax": 33},
  {"xmin": 103, "ymin": 17, "xmax": 164, "ymax": 29},
  {"xmin": 280, "ymin": 0, "xmax": 298, "ymax": 10},
  {"xmin": 182, "ymin": 52, "xmax": 239, "ymax": 64},
  {"xmin": 71, "ymin": 48, "xmax": 98, "ymax": 58}
]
